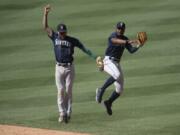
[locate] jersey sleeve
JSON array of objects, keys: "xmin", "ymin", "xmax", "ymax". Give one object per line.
[
  {"xmin": 123, "ymin": 36, "xmax": 138, "ymax": 53},
  {"xmin": 125, "ymin": 37, "xmax": 139, "ymax": 53},
  {"xmin": 74, "ymin": 38, "xmax": 84, "ymax": 49},
  {"xmin": 108, "ymin": 33, "xmax": 116, "ymax": 42},
  {"xmin": 75, "ymin": 39, "xmax": 97, "ymax": 59}
]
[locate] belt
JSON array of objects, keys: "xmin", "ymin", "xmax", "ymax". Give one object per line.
[
  {"xmin": 56, "ymin": 62, "xmax": 72, "ymax": 67},
  {"xmin": 106, "ymin": 56, "xmax": 120, "ymax": 62}
]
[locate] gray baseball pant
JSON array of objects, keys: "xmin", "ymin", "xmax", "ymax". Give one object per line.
[{"xmin": 55, "ymin": 64, "xmax": 75, "ymax": 117}]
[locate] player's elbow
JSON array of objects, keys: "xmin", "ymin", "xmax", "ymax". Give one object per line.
[{"xmin": 42, "ymin": 25, "xmax": 46, "ymax": 31}]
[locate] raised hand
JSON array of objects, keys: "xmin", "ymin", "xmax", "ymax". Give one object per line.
[{"xmin": 44, "ymin": 4, "xmax": 51, "ymax": 14}]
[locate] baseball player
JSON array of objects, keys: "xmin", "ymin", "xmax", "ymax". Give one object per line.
[
  {"xmin": 43, "ymin": 5, "xmax": 97, "ymax": 123},
  {"xmin": 96, "ymin": 22, "xmax": 146, "ymax": 115}
]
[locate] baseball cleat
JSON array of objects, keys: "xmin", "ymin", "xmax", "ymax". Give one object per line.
[
  {"xmin": 58, "ymin": 115, "xmax": 68, "ymax": 123},
  {"xmin": 58, "ymin": 116, "xmax": 64, "ymax": 123},
  {"xmin": 67, "ymin": 114, "xmax": 71, "ymax": 121},
  {"xmin": 96, "ymin": 88, "xmax": 102, "ymax": 103},
  {"xmin": 64, "ymin": 114, "xmax": 68, "ymax": 124},
  {"xmin": 104, "ymin": 100, "xmax": 112, "ymax": 115}
]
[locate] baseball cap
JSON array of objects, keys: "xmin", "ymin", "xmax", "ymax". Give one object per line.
[
  {"xmin": 116, "ymin": 22, "xmax": 126, "ymax": 30},
  {"xmin": 57, "ymin": 23, "xmax": 67, "ymax": 32}
]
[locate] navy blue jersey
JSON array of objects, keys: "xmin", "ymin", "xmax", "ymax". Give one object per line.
[
  {"xmin": 105, "ymin": 32, "xmax": 138, "ymax": 60},
  {"xmin": 49, "ymin": 31, "xmax": 85, "ymax": 63}
]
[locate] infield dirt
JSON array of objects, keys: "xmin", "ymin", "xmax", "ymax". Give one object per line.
[{"xmin": 0, "ymin": 125, "xmax": 91, "ymax": 135}]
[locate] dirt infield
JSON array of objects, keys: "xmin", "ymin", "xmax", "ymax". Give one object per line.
[{"xmin": 0, "ymin": 125, "xmax": 91, "ymax": 135}]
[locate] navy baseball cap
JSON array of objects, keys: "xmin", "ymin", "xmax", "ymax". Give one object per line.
[
  {"xmin": 116, "ymin": 22, "xmax": 126, "ymax": 30},
  {"xmin": 57, "ymin": 23, "xmax": 67, "ymax": 32}
]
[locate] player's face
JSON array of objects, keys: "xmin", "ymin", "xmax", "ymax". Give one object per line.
[
  {"xmin": 59, "ymin": 32, "xmax": 67, "ymax": 39},
  {"xmin": 116, "ymin": 28, "xmax": 125, "ymax": 36}
]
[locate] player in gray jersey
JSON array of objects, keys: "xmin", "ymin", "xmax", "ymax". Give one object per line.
[
  {"xmin": 43, "ymin": 5, "xmax": 97, "ymax": 123},
  {"xmin": 96, "ymin": 22, "xmax": 141, "ymax": 115}
]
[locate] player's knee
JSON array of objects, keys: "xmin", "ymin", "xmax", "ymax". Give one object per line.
[
  {"xmin": 66, "ymin": 83, "xmax": 73, "ymax": 90},
  {"xmin": 115, "ymin": 84, "xmax": 123, "ymax": 94},
  {"xmin": 114, "ymin": 73, "xmax": 121, "ymax": 80},
  {"xmin": 115, "ymin": 88, "xmax": 123, "ymax": 95},
  {"xmin": 58, "ymin": 89, "xmax": 64, "ymax": 95}
]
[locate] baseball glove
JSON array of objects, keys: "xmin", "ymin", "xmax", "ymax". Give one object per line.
[
  {"xmin": 96, "ymin": 56, "xmax": 104, "ymax": 71},
  {"xmin": 137, "ymin": 32, "xmax": 147, "ymax": 46}
]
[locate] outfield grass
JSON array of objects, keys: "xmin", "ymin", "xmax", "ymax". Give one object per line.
[{"xmin": 0, "ymin": 0, "xmax": 180, "ymax": 135}]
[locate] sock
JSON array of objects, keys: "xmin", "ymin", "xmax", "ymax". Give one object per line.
[
  {"xmin": 108, "ymin": 91, "xmax": 120, "ymax": 104},
  {"xmin": 100, "ymin": 76, "xmax": 116, "ymax": 94},
  {"xmin": 99, "ymin": 77, "xmax": 116, "ymax": 98}
]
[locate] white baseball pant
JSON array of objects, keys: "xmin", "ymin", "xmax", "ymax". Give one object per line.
[{"xmin": 103, "ymin": 56, "xmax": 124, "ymax": 94}]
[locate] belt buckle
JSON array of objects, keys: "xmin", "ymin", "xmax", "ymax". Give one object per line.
[{"xmin": 61, "ymin": 63, "xmax": 67, "ymax": 66}]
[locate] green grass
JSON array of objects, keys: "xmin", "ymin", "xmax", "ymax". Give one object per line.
[{"xmin": 0, "ymin": 0, "xmax": 180, "ymax": 135}]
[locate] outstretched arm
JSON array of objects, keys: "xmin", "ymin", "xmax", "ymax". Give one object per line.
[
  {"xmin": 125, "ymin": 40, "xmax": 140, "ymax": 53},
  {"xmin": 80, "ymin": 45, "xmax": 97, "ymax": 59},
  {"xmin": 111, "ymin": 38, "xmax": 128, "ymax": 45},
  {"xmin": 77, "ymin": 41, "xmax": 97, "ymax": 59},
  {"xmin": 111, "ymin": 37, "xmax": 139, "ymax": 53},
  {"xmin": 42, "ymin": 4, "xmax": 53, "ymax": 37},
  {"xmin": 125, "ymin": 44, "xmax": 139, "ymax": 53}
]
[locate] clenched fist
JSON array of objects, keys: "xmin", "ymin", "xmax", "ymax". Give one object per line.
[{"xmin": 44, "ymin": 4, "xmax": 51, "ymax": 14}]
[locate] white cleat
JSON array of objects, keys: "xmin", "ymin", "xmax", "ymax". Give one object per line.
[
  {"xmin": 96, "ymin": 88, "xmax": 102, "ymax": 103},
  {"xmin": 58, "ymin": 116, "xmax": 64, "ymax": 123}
]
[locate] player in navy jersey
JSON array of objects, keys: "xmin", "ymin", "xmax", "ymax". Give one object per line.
[
  {"xmin": 96, "ymin": 22, "xmax": 140, "ymax": 115},
  {"xmin": 43, "ymin": 5, "xmax": 97, "ymax": 123}
]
